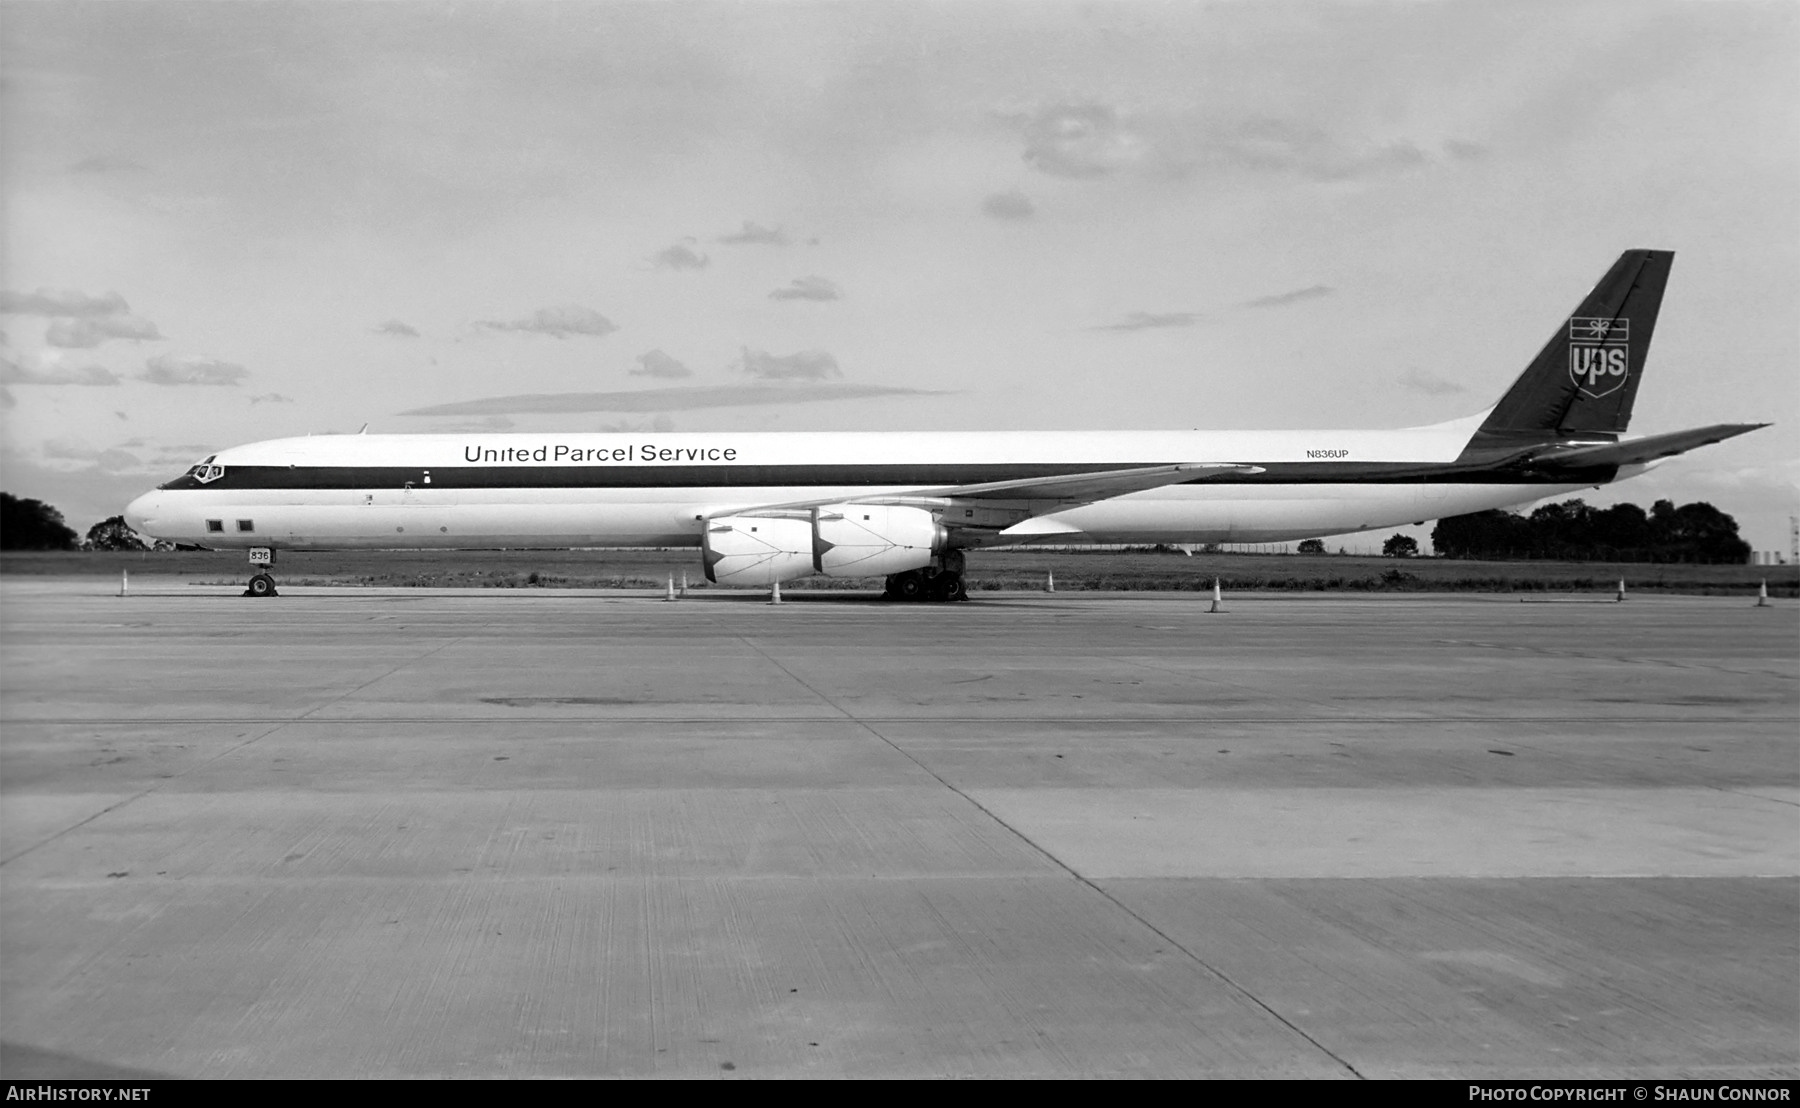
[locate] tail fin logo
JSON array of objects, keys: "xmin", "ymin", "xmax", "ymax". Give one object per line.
[
  {"xmin": 1568, "ymin": 316, "xmax": 1630, "ymax": 398},
  {"xmin": 1570, "ymin": 317, "xmax": 1628, "ymax": 343}
]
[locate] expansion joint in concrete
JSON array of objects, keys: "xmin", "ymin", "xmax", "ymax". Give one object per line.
[{"xmin": 732, "ymin": 634, "xmax": 1368, "ymax": 1079}]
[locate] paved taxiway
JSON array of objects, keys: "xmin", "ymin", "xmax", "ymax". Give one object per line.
[{"xmin": 2, "ymin": 578, "xmax": 1795, "ymax": 1078}]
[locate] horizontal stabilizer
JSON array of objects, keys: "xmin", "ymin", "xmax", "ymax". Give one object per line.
[{"xmin": 1527, "ymin": 423, "xmax": 1769, "ymax": 469}]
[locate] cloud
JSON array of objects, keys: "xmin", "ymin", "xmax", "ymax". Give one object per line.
[
  {"xmin": 1398, "ymin": 368, "xmax": 1467, "ymax": 396},
  {"xmin": 1211, "ymin": 119, "xmax": 1428, "ymax": 182},
  {"xmin": 594, "ymin": 415, "xmax": 677, "ymax": 433},
  {"xmin": 632, "ymin": 350, "xmax": 692, "ymax": 379},
  {"xmin": 0, "ymin": 289, "xmax": 130, "ymax": 317},
  {"xmin": 41, "ymin": 440, "xmax": 101, "ymax": 461},
  {"xmin": 374, "ymin": 320, "xmax": 420, "ymax": 338},
  {"xmin": 45, "ymin": 315, "xmax": 165, "ymax": 348},
  {"xmin": 1009, "ymin": 101, "xmax": 1447, "ymax": 185},
  {"xmin": 718, "ymin": 221, "xmax": 790, "ymax": 246},
  {"xmin": 249, "ymin": 393, "xmax": 293, "ymax": 405},
  {"xmin": 1443, "ymin": 140, "xmax": 1488, "ymax": 162},
  {"xmin": 140, "ymin": 354, "xmax": 248, "ymax": 386},
  {"xmin": 1094, "ymin": 283, "xmax": 1334, "ymax": 332},
  {"xmin": 70, "ymin": 155, "xmax": 148, "ymax": 174},
  {"xmin": 32, "ymin": 440, "xmax": 220, "ymax": 474},
  {"xmin": 42, "ymin": 439, "xmax": 144, "ymax": 472},
  {"xmin": 981, "ymin": 191, "xmax": 1035, "ymax": 220},
  {"xmin": 477, "ymin": 305, "xmax": 618, "ymax": 339},
  {"xmin": 1243, "ymin": 285, "xmax": 1335, "ymax": 309},
  {"xmin": 96, "ymin": 448, "xmax": 144, "ymax": 471},
  {"xmin": 1, "ymin": 358, "xmax": 121, "ymax": 386},
  {"xmin": 768, "ymin": 276, "xmax": 841, "ymax": 302},
  {"xmin": 400, "ymin": 382, "xmax": 941, "ymax": 417},
  {"xmin": 2, "ymin": 288, "xmax": 164, "ymax": 348},
  {"xmin": 1020, "ymin": 104, "xmax": 1147, "ymax": 178},
  {"xmin": 653, "ymin": 241, "xmax": 709, "ymax": 270},
  {"xmin": 742, "ymin": 348, "xmax": 839, "ymax": 380},
  {"xmin": 423, "ymin": 415, "xmax": 517, "ymax": 433},
  {"xmin": 1092, "ymin": 311, "xmax": 1205, "ymax": 332},
  {"xmin": 159, "ymin": 444, "xmax": 218, "ymax": 461}
]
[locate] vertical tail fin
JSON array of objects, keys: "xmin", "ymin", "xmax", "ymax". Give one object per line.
[{"xmin": 1475, "ymin": 250, "xmax": 1673, "ymax": 442}]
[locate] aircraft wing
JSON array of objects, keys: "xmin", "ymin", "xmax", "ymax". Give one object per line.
[
  {"xmin": 906, "ymin": 462, "xmax": 1262, "ymax": 501},
  {"xmin": 1527, "ymin": 423, "xmax": 1769, "ymax": 470},
  {"xmin": 707, "ymin": 462, "xmax": 1260, "ymax": 519}
]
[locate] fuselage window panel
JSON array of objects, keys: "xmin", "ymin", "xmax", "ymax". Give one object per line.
[
  {"xmin": 206, "ymin": 520, "xmax": 224, "ymax": 533},
  {"xmin": 236, "ymin": 520, "xmax": 254, "ymax": 532}
]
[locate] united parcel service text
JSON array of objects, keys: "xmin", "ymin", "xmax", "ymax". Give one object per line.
[{"xmin": 465, "ymin": 443, "xmax": 739, "ymax": 464}]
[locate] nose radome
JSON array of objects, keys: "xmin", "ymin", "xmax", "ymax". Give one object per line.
[{"xmin": 123, "ymin": 492, "xmax": 160, "ymax": 536}]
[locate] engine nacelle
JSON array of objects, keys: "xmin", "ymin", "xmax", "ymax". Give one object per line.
[
  {"xmin": 702, "ymin": 516, "xmax": 813, "ymax": 586},
  {"xmin": 701, "ymin": 505, "xmax": 948, "ymax": 586},
  {"xmin": 814, "ymin": 505, "xmax": 944, "ymax": 578}
]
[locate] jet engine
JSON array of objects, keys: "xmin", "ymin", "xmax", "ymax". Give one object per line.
[
  {"xmin": 702, "ymin": 516, "xmax": 813, "ymax": 586},
  {"xmin": 812, "ymin": 505, "xmax": 944, "ymax": 577},
  {"xmin": 702, "ymin": 505, "xmax": 946, "ymax": 586}
]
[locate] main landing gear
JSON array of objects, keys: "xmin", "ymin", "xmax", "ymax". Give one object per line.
[
  {"xmin": 884, "ymin": 553, "xmax": 969, "ymax": 603},
  {"xmin": 243, "ymin": 547, "xmax": 278, "ymax": 598}
]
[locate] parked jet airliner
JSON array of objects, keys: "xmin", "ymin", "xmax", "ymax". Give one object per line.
[{"xmin": 124, "ymin": 250, "xmax": 1765, "ymax": 600}]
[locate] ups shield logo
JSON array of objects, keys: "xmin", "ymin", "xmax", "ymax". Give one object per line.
[
  {"xmin": 1569, "ymin": 345, "xmax": 1628, "ymax": 398},
  {"xmin": 1567, "ymin": 317, "xmax": 1629, "ymax": 399}
]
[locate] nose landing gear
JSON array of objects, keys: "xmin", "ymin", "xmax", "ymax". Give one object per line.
[{"xmin": 243, "ymin": 548, "xmax": 279, "ymax": 597}]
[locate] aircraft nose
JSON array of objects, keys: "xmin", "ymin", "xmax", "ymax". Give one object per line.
[{"xmin": 123, "ymin": 491, "xmax": 161, "ymax": 537}]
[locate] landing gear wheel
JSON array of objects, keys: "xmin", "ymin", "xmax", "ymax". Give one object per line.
[
  {"xmin": 932, "ymin": 572, "xmax": 967, "ymax": 603},
  {"xmin": 891, "ymin": 571, "xmax": 925, "ymax": 602},
  {"xmin": 246, "ymin": 573, "xmax": 278, "ymax": 598}
]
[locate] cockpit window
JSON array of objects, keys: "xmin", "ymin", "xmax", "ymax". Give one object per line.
[{"xmin": 158, "ymin": 459, "xmax": 224, "ymax": 490}]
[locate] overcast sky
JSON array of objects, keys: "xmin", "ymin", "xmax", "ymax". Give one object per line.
[{"xmin": 2, "ymin": 0, "xmax": 1795, "ymax": 551}]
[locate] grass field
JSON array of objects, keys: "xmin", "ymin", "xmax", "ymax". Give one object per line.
[{"xmin": 5, "ymin": 547, "xmax": 1794, "ymax": 597}]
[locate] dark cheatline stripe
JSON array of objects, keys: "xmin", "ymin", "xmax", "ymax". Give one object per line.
[{"xmin": 159, "ymin": 460, "xmax": 1618, "ymax": 492}]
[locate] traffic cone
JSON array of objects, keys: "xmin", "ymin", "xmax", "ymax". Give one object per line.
[
  {"xmin": 770, "ymin": 580, "xmax": 782, "ymax": 604},
  {"xmin": 1756, "ymin": 580, "xmax": 1771, "ymax": 608},
  {"xmin": 1045, "ymin": 571, "xmax": 1055, "ymax": 593},
  {"xmin": 1208, "ymin": 578, "xmax": 1225, "ymax": 613},
  {"xmin": 679, "ymin": 572, "xmax": 688, "ymax": 597},
  {"xmin": 119, "ymin": 569, "xmax": 128, "ymax": 597},
  {"xmin": 1615, "ymin": 578, "xmax": 1626, "ymax": 602},
  {"xmin": 665, "ymin": 575, "xmax": 677, "ymax": 601}
]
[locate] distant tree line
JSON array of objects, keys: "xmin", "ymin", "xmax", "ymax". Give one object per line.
[
  {"xmin": 0, "ymin": 489, "xmax": 1757, "ymax": 564},
  {"xmin": 1, "ymin": 493, "xmax": 80, "ymax": 550},
  {"xmin": 2, "ymin": 493, "xmax": 161, "ymax": 551},
  {"xmin": 1432, "ymin": 498, "xmax": 1750, "ymax": 564}
]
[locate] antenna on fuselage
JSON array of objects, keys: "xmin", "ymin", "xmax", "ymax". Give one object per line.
[{"xmin": 358, "ymin": 423, "xmax": 369, "ymax": 434}]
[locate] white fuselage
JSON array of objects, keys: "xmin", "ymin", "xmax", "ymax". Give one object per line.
[{"xmin": 124, "ymin": 425, "xmax": 1607, "ymax": 551}]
